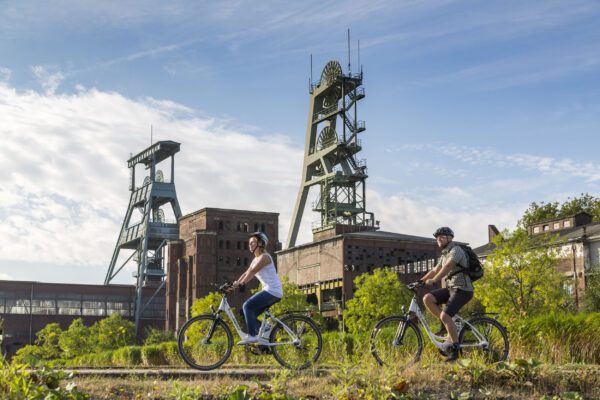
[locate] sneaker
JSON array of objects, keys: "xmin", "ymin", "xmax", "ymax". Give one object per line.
[
  {"xmin": 237, "ymin": 335, "xmax": 269, "ymax": 345},
  {"xmin": 434, "ymin": 323, "xmax": 447, "ymax": 336},
  {"xmin": 445, "ymin": 343, "xmax": 460, "ymax": 362},
  {"xmin": 438, "ymin": 337, "xmax": 453, "ymax": 356}
]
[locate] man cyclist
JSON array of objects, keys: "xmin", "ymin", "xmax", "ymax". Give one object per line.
[
  {"xmin": 232, "ymin": 232, "xmax": 283, "ymax": 345},
  {"xmin": 421, "ymin": 227, "xmax": 473, "ymax": 362}
]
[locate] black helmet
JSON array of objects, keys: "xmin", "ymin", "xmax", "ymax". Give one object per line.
[
  {"xmin": 249, "ymin": 231, "xmax": 268, "ymax": 247},
  {"xmin": 433, "ymin": 227, "xmax": 454, "ymax": 238}
]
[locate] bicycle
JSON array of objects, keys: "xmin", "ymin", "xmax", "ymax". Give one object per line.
[
  {"xmin": 370, "ymin": 281, "xmax": 509, "ymax": 367},
  {"xmin": 177, "ymin": 282, "xmax": 322, "ymax": 370}
]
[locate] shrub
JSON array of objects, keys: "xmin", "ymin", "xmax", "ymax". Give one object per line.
[
  {"xmin": 91, "ymin": 314, "xmax": 136, "ymax": 352},
  {"xmin": 144, "ymin": 327, "xmax": 175, "ymax": 345},
  {"xmin": 59, "ymin": 318, "xmax": 91, "ymax": 358},
  {"xmin": 112, "ymin": 346, "xmax": 142, "ymax": 367},
  {"xmin": 11, "ymin": 345, "xmax": 45, "ymax": 366},
  {"xmin": 141, "ymin": 344, "xmax": 167, "ymax": 366},
  {"xmin": 157, "ymin": 341, "xmax": 182, "ymax": 365}
]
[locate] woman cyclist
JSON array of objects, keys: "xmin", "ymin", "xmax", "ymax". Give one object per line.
[{"xmin": 233, "ymin": 231, "xmax": 283, "ymax": 345}]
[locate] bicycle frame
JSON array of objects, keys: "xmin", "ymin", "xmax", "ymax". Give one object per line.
[
  {"xmin": 404, "ymin": 293, "xmax": 489, "ymax": 350},
  {"xmin": 212, "ymin": 295, "xmax": 301, "ymax": 347}
]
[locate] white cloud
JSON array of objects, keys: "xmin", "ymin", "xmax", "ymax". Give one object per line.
[
  {"xmin": 0, "ymin": 67, "xmax": 11, "ymax": 83},
  {"xmin": 31, "ymin": 65, "xmax": 65, "ymax": 95},
  {"xmin": 0, "ymin": 271, "xmax": 12, "ymax": 280}
]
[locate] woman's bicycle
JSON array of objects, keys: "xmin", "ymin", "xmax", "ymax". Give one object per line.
[
  {"xmin": 370, "ymin": 281, "xmax": 509, "ymax": 367},
  {"xmin": 177, "ymin": 282, "xmax": 322, "ymax": 370}
]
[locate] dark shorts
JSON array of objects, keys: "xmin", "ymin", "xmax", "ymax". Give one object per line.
[{"xmin": 429, "ymin": 288, "xmax": 473, "ymax": 317}]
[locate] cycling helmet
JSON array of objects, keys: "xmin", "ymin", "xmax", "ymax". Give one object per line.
[
  {"xmin": 433, "ymin": 226, "xmax": 454, "ymax": 238},
  {"xmin": 249, "ymin": 231, "xmax": 268, "ymax": 247}
]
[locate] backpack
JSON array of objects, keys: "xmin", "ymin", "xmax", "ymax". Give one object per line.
[{"xmin": 453, "ymin": 244, "xmax": 484, "ymax": 282}]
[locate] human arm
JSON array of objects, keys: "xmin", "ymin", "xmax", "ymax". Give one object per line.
[
  {"xmin": 425, "ymin": 259, "xmax": 456, "ymax": 286},
  {"xmin": 233, "ymin": 254, "xmax": 271, "ymax": 287}
]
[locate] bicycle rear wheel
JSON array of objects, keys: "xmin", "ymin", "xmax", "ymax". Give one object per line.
[
  {"xmin": 371, "ymin": 316, "xmax": 423, "ymax": 367},
  {"xmin": 458, "ymin": 316, "xmax": 509, "ymax": 363},
  {"xmin": 270, "ymin": 315, "xmax": 322, "ymax": 369},
  {"xmin": 177, "ymin": 315, "xmax": 233, "ymax": 370}
]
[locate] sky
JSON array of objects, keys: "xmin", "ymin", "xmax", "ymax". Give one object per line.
[{"xmin": 1, "ymin": 0, "xmax": 600, "ymax": 285}]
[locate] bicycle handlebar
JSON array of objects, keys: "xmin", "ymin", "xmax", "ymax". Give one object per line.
[{"xmin": 407, "ymin": 281, "xmax": 424, "ymax": 291}]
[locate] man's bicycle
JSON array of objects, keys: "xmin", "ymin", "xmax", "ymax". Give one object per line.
[
  {"xmin": 177, "ymin": 282, "xmax": 322, "ymax": 370},
  {"xmin": 370, "ymin": 281, "xmax": 509, "ymax": 367}
]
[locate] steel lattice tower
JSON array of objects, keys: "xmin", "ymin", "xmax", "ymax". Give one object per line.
[
  {"xmin": 286, "ymin": 60, "xmax": 377, "ymax": 248},
  {"xmin": 105, "ymin": 140, "xmax": 182, "ymax": 334}
]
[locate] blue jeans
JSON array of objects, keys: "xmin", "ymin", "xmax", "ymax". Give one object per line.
[{"xmin": 242, "ymin": 290, "xmax": 281, "ymax": 336}]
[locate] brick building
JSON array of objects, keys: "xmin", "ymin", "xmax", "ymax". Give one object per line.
[
  {"xmin": 0, "ymin": 280, "xmax": 164, "ymax": 358},
  {"xmin": 474, "ymin": 212, "xmax": 600, "ymax": 308},
  {"xmin": 276, "ymin": 226, "xmax": 440, "ymax": 317},
  {"xmin": 165, "ymin": 208, "xmax": 279, "ymax": 332}
]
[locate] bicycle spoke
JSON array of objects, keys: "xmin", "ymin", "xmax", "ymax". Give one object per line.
[
  {"xmin": 178, "ymin": 315, "xmax": 233, "ymax": 370},
  {"xmin": 270, "ymin": 315, "xmax": 322, "ymax": 369},
  {"xmin": 459, "ymin": 317, "xmax": 509, "ymax": 363},
  {"xmin": 371, "ymin": 316, "xmax": 422, "ymax": 367}
]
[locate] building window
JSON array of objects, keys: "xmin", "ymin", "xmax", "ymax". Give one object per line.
[
  {"xmin": 218, "ymin": 240, "xmax": 223, "ymax": 249},
  {"xmin": 553, "ymin": 222, "xmax": 560, "ymax": 230},
  {"xmin": 244, "ymin": 223, "xmax": 249, "ymax": 232},
  {"xmin": 226, "ymin": 240, "xmax": 230, "ymax": 249},
  {"xmin": 237, "ymin": 223, "xmax": 241, "ymax": 232},
  {"xmin": 533, "ymin": 226, "xmax": 540, "ymax": 233},
  {"xmin": 564, "ymin": 220, "xmax": 571, "ymax": 228},
  {"xmin": 236, "ymin": 257, "xmax": 241, "ymax": 266},
  {"xmin": 260, "ymin": 223, "xmax": 265, "ymax": 231},
  {"xmin": 218, "ymin": 221, "xmax": 224, "ymax": 230},
  {"xmin": 543, "ymin": 225, "xmax": 549, "ymax": 231},
  {"xmin": 254, "ymin": 223, "xmax": 259, "ymax": 231},
  {"xmin": 237, "ymin": 241, "xmax": 241, "ymax": 250}
]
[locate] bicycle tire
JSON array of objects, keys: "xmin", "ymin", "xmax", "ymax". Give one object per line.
[
  {"xmin": 371, "ymin": 316, "xmax": 423, "ymax": 367},
  {"xmin": 269, "ymin": 314, "xmax": 322, "ymax": 370},
  {"xmin": 177, "ymin": 314, "xmax": 233, "ymax": 370},
  {"xmin": 458, "ymin": 316, "xmax": 509, "ymax": 363}
]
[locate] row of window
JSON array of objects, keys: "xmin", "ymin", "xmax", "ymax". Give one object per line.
[
  {"xmin": 218, "ymin": 240, "xmax": 249, "ymax": 250},
  {"xmin": 532, "ymin": 219, "xmax": 572, "ymax": 233},
  {"xmin": 0, "ymin": 298, "xmax": 165, "ymax": 318},
  {"xmin": 217, "ymin": 220, "xmax": 268, "ymax": 233}
]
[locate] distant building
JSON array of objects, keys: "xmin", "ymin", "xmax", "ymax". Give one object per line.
[
  {"xmin": 0, "ymin": 280, "xmax": 164, "ymax": 358},
  {"xmin": 165, "ymin": 208, "xmax": 279, "ymax": 333},
  {"xmin": 474, "ymin": 212, "xmax": 600, "ymax": 308},
  {"xmin": 277, "ymin": 225, "xmax": 440, "ymax": 319}
]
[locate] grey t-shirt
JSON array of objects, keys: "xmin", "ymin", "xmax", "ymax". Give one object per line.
[{"xmin": 436, "ymin": 242, "xmax": 473, "ymax": 291}]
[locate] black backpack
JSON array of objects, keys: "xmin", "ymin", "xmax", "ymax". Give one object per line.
[{"xmin": 453, "ymin": 244, "xmax": 484, "ymax": 282}]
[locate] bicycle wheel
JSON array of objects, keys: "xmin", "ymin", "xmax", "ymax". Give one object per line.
[
  {"xmin": 270, "ymin": 314, "xmax": 322, "ymax": 369},
  {"xmin": 177, "ymin": 314, "xmax": 233, "ymax": 370},
  {"xmin": 371, "ymin": 316, "xmax": 423, "ymax": 367},
  {"xmin": 459, "ymin": 316, "xmax": 509, "ymax": 363}
]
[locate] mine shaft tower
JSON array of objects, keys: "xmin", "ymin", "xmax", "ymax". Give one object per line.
[
  {"xmin": 105, "ymin": 140, "xmax": 182, "ymax": 334},
  {"xmin": 286, "ymin": 60, "xmax": 377, "ymax": 248}
]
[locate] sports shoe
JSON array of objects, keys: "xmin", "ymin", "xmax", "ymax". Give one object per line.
[
  {"xmin": 438, "ymin": 337, "xmax": 453, "ymax": 356},
  {"xmin": 445, "ymin": 343, "xmax": 460, "ymax": 362},
  {"xmin": 434, "ymin": 323, "xmax": 447, "ymax": 336},
  {"xmin": 237, "ymin": 335, "xmax": 269, "ymax": 345}
]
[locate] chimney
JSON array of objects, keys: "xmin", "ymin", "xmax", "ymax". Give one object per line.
[{"xmin": 488, "ymin": 225, "xmax": 500, "ymax": 243}]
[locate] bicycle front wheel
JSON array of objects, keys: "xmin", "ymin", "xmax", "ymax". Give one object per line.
[
  {"xmin": 270, "ymin": 315, "xmax": 322, "ymax": 369},
  {"xmin": 371, "ymin": 316, "xmax": 423, "ymax": 367},
  {"xmin": 177, "ymin": 315, "xmax": 233, "ymax": 370},
  {"xmin": 459, "ymin": 316, "xmax": 509, "ymax": 363}
]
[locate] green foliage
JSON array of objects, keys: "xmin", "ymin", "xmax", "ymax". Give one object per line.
[
  {"xmin": 141, "ymin": 344, "xmax": 167, "ymax": 366},
  {"xmin": 495, "ymin": 358, "xmax": 543, "ymax": 382},
  {"xmin": 157, "ymin": 341, "xmax": 182, "ymax": 365},
  {"xmin": 269, "ymin": 278, "xmax": 324, "ymax": 326},
  {"xmin": 0, "ymin": 361, "xmax": 89, "ymax": 399},
  {"xmin": 59, "ymin": 318, "xmax": 90, "ymax": 359},
  {"xmin": 34, "ymin": 322, "xmax": 63, "ymax": 360},
  {"xmin": 91, "ymin": 313, "xmax": 136, "ymax": 352},
  {"xmin": 582, "ymin": 273, "xmax": 600, "ymax": 312},
  {"xmin": 512, "ymin": 312, "xmax": 600, "ymax": 364},
  {"xmin": 144, "ymin": 326, "xmax": 175, "ymax": 345},
  {"xmin": 12, "ymin": 344, "xmax": 46, "ymax": 366},
  {"xmin": 190, "ymin": 291, "xmax": 222, "ymax": 317},
  {"xmin": 112, "ymin": 345, "xmax": 142, "ymax": 367},
  {"xmin": 519, "ymin": 193, "xmax": 600, "ymax": 228},
  {"xmin": 479, "ymin": 229, "xmax": 570, "ymax": 321},
  {"xmin": 344, "ymin": 268, "xmax": 411, "ymax": 335}
]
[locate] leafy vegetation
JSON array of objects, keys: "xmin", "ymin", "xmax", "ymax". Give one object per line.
[
  {"xmin": 518, "ymin": 192, "xmax": 600, "ymax": 228},
  {"xmin": 478, "ymin": 229, "xmax": 570, "ymax": 321}
]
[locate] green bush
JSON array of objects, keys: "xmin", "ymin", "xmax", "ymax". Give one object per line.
[
  {"xmin": 112, "ymin": 346, "xmax": 142, "ymax": 367},
  {"xmin": 321, "ymin": 331, "xmax": 357, "ymax": 364},
  {"xmin": 512, "ymin": 312, "xmax": 600, "ymax": 363},
  {"xmin": 141, "ymin": 344, "xmax": 167, "ymax": 366},
  {"xmin": 157, "ymin": 341, "xmax": 182, "ymax": 365},
  {"xmin": 144, "ymin": 327, "xmax": 175, "ymax": 345},
  {"xmin": 11, "ymin": 345, "xmax": 45, "ymax": 366}
]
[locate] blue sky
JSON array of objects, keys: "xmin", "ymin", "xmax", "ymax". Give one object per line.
[{"xmin": 1, "ymin": 0, "xmax": 600, "ymax": 284}]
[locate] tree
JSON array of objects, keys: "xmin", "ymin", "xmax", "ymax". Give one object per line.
[
  {"xmin": 519, "ymin": 193, "xmax": 600, "ymax": 228},
  {"xmin": 479, "ymin": 228, "xmax": 570, "ymax": 321},
  {"xmin": 582, "ymin": 273, "xmax": 600, "ymax": 312},
  {"xmin": 58, "ymin": 318, "xmax": 90, "ymax": 358},
  {"xmin": 91, "ymin": 314, "xmax": 136, "ymax": 352},
  {"xmin": 34, "ymin": 322, "xmax": 62, "ymax": 359},
  {"xmin": 268, "ymin": 278, "xmax": 324, "ymax": 326},
  {"xmin": 190, "ymin": 291, "xmax": 222, "ymax": 317},
  {"xmin": 344, "ymin": 268, "xmax": 411, "ymax": 335}
]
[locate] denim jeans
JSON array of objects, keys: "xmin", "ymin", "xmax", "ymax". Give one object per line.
[{"xmin": 242, "ymin": 290, "xmax": 281, "ymax": 336}]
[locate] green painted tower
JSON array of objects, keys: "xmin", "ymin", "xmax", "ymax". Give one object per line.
[{"xmin": 286, "ymin": 60, "xmax": 377, "ymax": 248}]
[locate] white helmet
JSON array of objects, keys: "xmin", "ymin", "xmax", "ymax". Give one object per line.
[{"xmin": 249, "ymin": 231, "xmax": 268, "ymax": 247}]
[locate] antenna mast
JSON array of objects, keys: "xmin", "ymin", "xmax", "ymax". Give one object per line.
[{"xmin": 347, "ymin": 29, "xmax": 351, "ymax": 74}]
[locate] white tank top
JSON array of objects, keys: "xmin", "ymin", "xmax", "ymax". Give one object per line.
[{"xmin": 253, "ymin": 254, "xmax": 283, "ymax": 298}]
